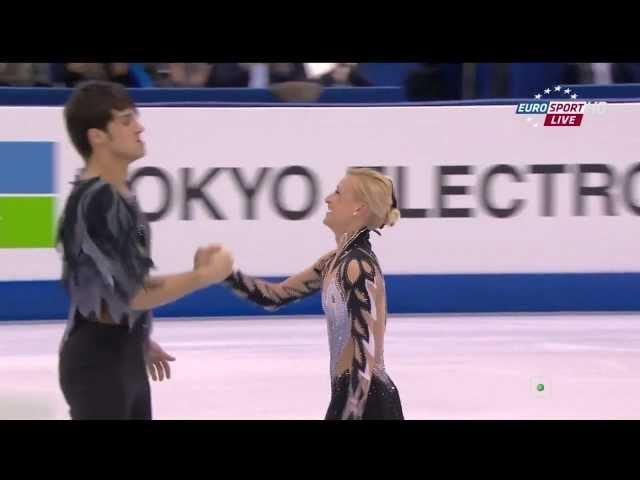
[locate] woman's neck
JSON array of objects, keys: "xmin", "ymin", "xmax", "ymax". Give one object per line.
[{"xmin": 334, "ymin": 225, "xmax": 367, "ymax": 248}]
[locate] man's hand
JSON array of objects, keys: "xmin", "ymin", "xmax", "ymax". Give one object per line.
[
  {"xmin": 146, "ymin": 339, "xmax": 176, "ymax": 382},
  {"xmin": 194, "ymin": 244, "xmax": 222, "ymax": 270},
  {"xmin": 194, "ymin": 244, "xmax": 234, "ymax": 285}
]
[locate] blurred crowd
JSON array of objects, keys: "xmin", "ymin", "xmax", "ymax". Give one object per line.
[
  {"xmin": 1, "ymin": 63, "xmax": 638, "ymax": 101},
  {"xmin": 0, "ymin": 63, "xmax": 372, "ymax": 88}
]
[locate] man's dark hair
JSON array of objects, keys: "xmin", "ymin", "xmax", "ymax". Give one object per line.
[{"xmin": 64, "ymin": 80, "xmax": 135, "ymax": 160}]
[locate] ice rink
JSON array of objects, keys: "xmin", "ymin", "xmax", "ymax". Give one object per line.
[{"xmin": 1, "ymin": 314, "xmax": 639, "ymax": 420}]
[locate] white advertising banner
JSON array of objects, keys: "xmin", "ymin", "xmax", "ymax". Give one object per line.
[{"xmin": 1, "ymin": 103, "xmax": 638, "ymax": 281}]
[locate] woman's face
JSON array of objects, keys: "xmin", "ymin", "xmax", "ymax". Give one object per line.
[{"xmin": 323, "ymin": 175, "xmax": 366, "ymax": 233}]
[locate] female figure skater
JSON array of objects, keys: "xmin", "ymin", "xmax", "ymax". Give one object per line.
[{"xmin": 222, "ymin": 168, "xmax": 404, "ymax": 419}]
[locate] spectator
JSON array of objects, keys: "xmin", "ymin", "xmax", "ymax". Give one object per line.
[
  {"xmin": 207, "ymin": 63, "xmax": 251, "ymax": 87},
  {"xmin": 563, "ymin": 63, "xmax": 640, "ymax": 85},
  {"xmin": 61, "ymin": 63, "xmax": 136, "ymax": 88},
  {"xmin": 405, "ymin": 63, "xmax": 450, "ymax": 101},
  {"xmin": 562, "ymin": 63, "xmax": 598, "ymax": 84},
  {"xmin": 142, "ymin": 63, "xmax": 310, "ymax": 88},
  {"xmin": 166, "ymin": 63, "xmax": 212, "ymax": 87},
  {"xmin": 0, "ymin": 63, "xmax": 51, "ymax": 86},
  {"xmin": 611, "ymin": 63, "xmax": 640, "ymax": 84},
  {"xmin": 207, "ymin": 63, "xmax": 308, "ymax": 88},
  {"xmin": 143, "ymin": 63, "xmax": 172, "ymax": 87},
  {"xmin": 268, "ymin": 63, "xmax": 308, "ymax": 84},
  {"xmin": 316, "ymin": 63, "xmax": 372, "ymax": 87}
]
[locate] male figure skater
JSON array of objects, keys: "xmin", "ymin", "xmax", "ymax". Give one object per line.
[{"xmin": 57, "ymin": 80, "xmax": 233, "ymax": 419}]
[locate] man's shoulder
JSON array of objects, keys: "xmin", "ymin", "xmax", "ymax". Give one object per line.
[{"xmin": 62, "ymin": 177, "xmax": 124, "ymax": 224}]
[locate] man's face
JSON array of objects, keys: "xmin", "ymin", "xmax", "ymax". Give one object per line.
[{"xmin": 104, "ymin": 108, "xmax": 145, "ymax": 162}]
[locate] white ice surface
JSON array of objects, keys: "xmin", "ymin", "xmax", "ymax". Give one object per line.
[{"xmin": 1, "ymin": 314, "xmax": 639, "ymax": 419}]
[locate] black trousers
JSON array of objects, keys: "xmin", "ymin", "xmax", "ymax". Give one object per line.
[
  {"xmin": 59, "ymin": 316, "xmax": 151, "ymax": 420},
  {"xmin": 325, "ymin": 371, "xmax": 404, "ymax": 420}
]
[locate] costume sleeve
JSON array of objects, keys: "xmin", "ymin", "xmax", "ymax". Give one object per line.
[
  {"xmin": 59, "ymin": 180, "xmax": 154, "ymax": 306},
  {"xmin": 338, "ymin": 250, "xmax": 382, "ymax": 420},
  {"xmin": 223, "ymin": 251, "xmax": 335, "ymax": 311}
]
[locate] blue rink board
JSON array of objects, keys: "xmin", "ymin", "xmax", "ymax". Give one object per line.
[{"xmin": 1, "ymin": 272, "xmax": 640, "ymax": 321}]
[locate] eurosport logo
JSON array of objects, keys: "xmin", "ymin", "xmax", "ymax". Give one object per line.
[
  {"xmin": 515, "ymin": 85, "xmax": 607, "ymax": 127},
  {"xmin": 0, "ymin": 142, "xmax": 56, "ymax": 249}
]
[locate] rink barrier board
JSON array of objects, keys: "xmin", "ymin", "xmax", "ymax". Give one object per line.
[{"xmin": 1, "ymin": 272, "xmax": 640, "ymax": 321}]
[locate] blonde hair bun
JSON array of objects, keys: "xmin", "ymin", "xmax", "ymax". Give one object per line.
[
  {"xmin": 347, "ymin": 167, "xmax": 400, "ymax": 230},
  {"xmin": 385, "ymin": 207, "xmax": 401, "ymax": 228}
]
